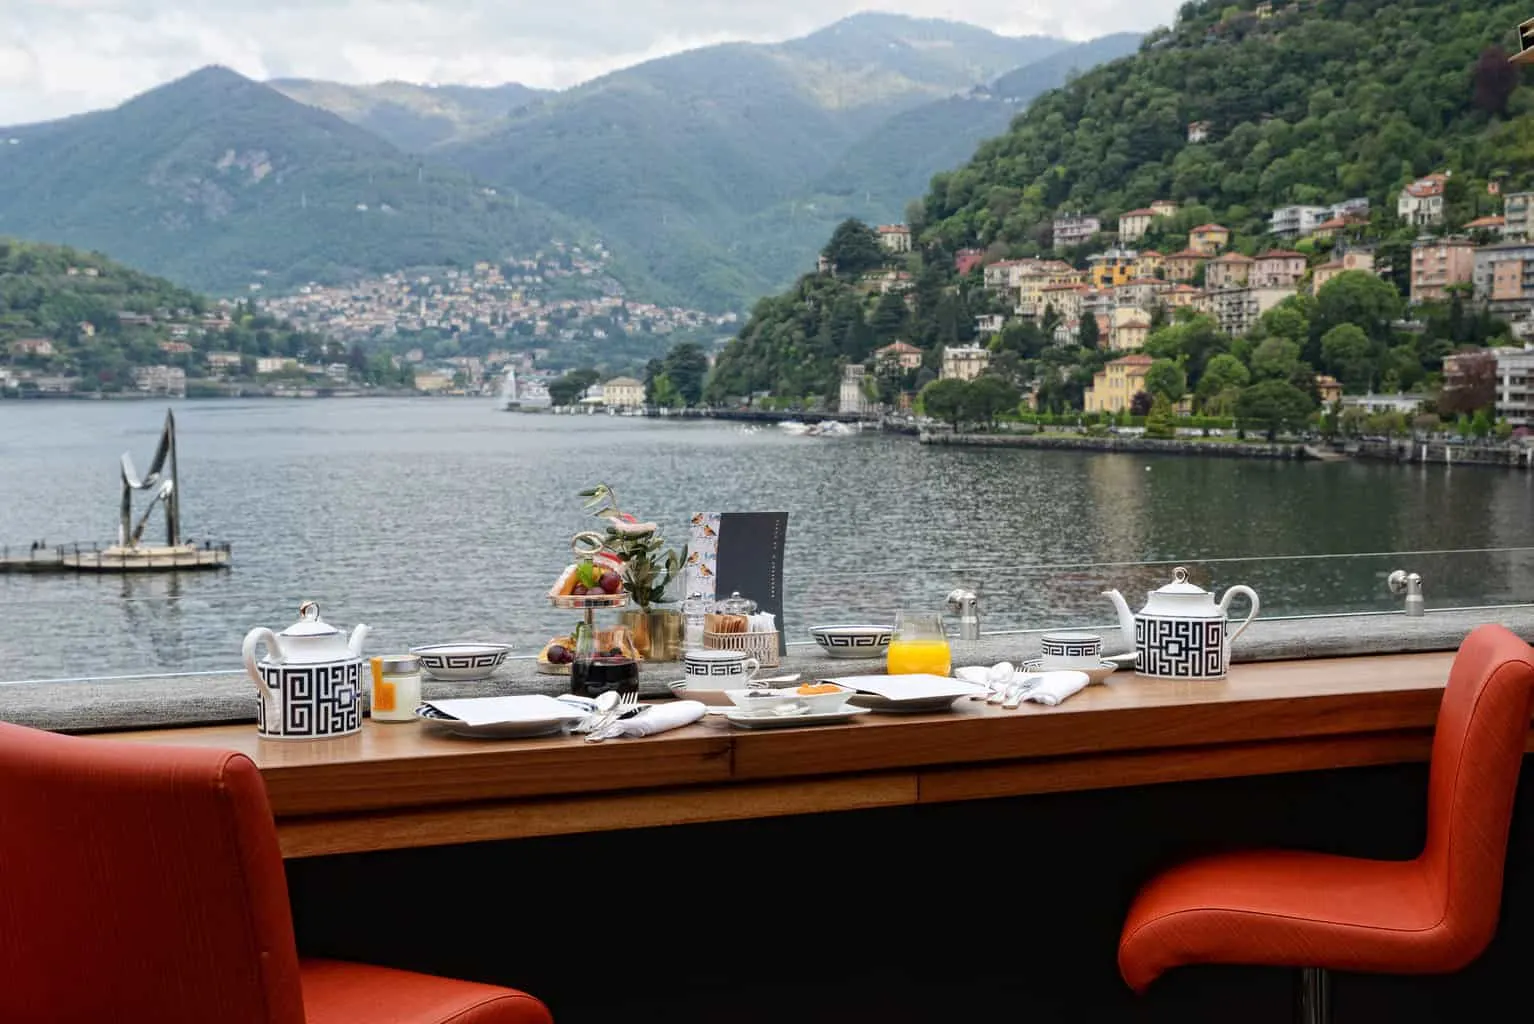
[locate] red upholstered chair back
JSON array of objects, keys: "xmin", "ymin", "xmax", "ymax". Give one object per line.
[
  {"xmin": 0, "ymin": 722, "xmax": 306, "ymax": 1024},
  {"xmin": 1416, "ymin": 623, "xmax": 1534, "ymax": 968}
]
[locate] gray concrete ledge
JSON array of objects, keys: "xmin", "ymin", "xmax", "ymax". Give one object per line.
[{"xmin": 5, "ymin": 606, "xmax": 1531, "ymax": 734}]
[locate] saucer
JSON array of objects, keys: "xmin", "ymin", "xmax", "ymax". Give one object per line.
[
  {"xmin": 723, "ymin": 706, "xmax": 869, "ymax": 729},
  {"xmin": 1021, "ymin": 659, "xmax": 1120, "ymax": 685}
]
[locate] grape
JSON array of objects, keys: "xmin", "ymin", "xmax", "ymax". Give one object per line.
[
  {"xmin": 547, "ymin": 645, "xmax": 571, "ymax": 664},
  {"xmin": 599, "ymin": 571, "xmax": 624, "ymax": 594},
  {"xmin": 572, "ymin": 584, "xmax": 589, "ymax": 596}
]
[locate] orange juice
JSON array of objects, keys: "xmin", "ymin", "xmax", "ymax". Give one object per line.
[{"xmin": 886, "ymin": 638, "xmax": 952, "ymax": 676}]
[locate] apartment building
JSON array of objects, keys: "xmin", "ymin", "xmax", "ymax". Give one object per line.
[
  {"xmin": 1472, "ymin": 242, "xmax": 1534, "ymax": 317},
  {"xmin": 1503, "ymin": 192, "xmax": 1534, "ymax": 242},
  {"xmin": 1270, "ymin": 205, "xmax": 1329, "ymax": 239},
  {"xmin": 1053, "ymin": 212, "xmax": 1102, "ymax": 249},
  {"xmin": 1199, "ymin": 286, "xmax": 1297, "ymax": 337},
  {"xmin": 1252, "ymin": 250, "xmax": 1308, "ymax": 289},
  {"xmin": 1409, "ymin": 237, "xmax": 1475, "ymax": 304},
  {"xmin": 1084, "ymin": 354, "xmax": 1153, "ymax": 413},
  {"xmin": 1205, "ymin": 252, "xmax": 1255, "ymax": 290},
  {"xmin": 940, "ymin": 345, "xmax": 990, "ymax": 382}
]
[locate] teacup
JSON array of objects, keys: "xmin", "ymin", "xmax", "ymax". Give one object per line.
[
  {"xmin": 681, "ymin": 649, "xmax": 761, "ymax": 690},
  {"xmin": 1038, "ymin": 631, "xmax": 1104, "ymax": 670}
]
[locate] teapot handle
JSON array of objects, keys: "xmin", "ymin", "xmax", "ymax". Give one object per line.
[
  {"xmin": 242, "ymin": 627, "xmax": 284, "ymax": 699},
  {"xmin": 1219, "ymin": 586, "xmax": 1261, "ymax": 648}
]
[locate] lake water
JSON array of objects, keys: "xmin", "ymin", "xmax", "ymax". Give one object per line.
[{"xmin": 2, "ymin": 398, "xmax": 1532, "ymax": 683}]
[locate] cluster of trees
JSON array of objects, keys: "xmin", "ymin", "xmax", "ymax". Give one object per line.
[
  {"xmin": 917, "ymin": 375, "xmax": 1021, "ymax": 429},
  {"xmin": 545, "ymin": 341, "xmax": 711, "ymax": 408}
]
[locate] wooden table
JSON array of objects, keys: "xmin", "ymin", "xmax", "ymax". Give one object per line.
[{"xmin": 101, "ymin": 653, "xmax": 1482, "ymax": 859}]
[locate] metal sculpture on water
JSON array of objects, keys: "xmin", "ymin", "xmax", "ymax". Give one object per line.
[{"xmin": 119, "ymin": 409, "xmax": 181, "ymax": 548}]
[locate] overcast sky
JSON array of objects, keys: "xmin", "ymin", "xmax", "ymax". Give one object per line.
[{"xmin": 1, "ymin": 0, "xmax": 1181, "ymax": 125}]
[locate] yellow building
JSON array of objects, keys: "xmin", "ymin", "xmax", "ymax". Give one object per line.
[
  {"xmin": 1188, "ymin": 223, "xmax": 1231, "ymax": 256},
  {"xmin": 1164, "ymin": 284, "xmax": 1203, "ymax": 308},
  {"xmin": 1084, "ymin": 354, "xmax": 1154, "ymax": 413},
  {"xmin": 1110, "ymin": 309, "xmax": 1153, "ymax": 352},
  {"xmin": 1132, "ymin": 250, "xmax": 1165, "ymax": 278},
  {"xmin": 1038, "ymin": 283, "xmax": 1086, "ymax": 322},
  {"xmin": 1088, "ymin": 249, "xmax": 1138, "ymax": 289},
  {"xmin": 1013, "ymin": 261, "xmax": 1080, "ymax": 317},
  {"xmin": 1164, "ymin": 249, "xmax": 1206, "ymax": 282},
  {"xmin": 603, "ymin": 376, "xmax": 646, "ymax": 409}
]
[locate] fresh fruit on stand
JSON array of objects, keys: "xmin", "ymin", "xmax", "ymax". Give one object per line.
[{"xmin": 599, "ymin": 571, "xmax": 623, "ymax": 595}]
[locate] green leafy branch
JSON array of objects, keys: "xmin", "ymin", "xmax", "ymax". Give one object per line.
[{"xmin": 577, "ymin": 483, "xmax": 687, "ymax": 609}]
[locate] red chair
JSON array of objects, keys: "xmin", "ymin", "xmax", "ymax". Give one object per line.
[
  {"xmin": 1119, "ymin": 623, "xmax": 1534, "ymax": 1022},
  {"xmin": 0, "ymin": 721, "xmax": 553, "ymax": 1024}
]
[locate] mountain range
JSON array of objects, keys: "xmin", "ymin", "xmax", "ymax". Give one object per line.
[{"xmin": 0, "ymin": 13, "xmax": 1141, "ymax": 311}]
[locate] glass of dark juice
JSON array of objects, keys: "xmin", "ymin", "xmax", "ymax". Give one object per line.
[{"xmin": 571, "ymin": 654, "xmax": 639, "ymax": 699}]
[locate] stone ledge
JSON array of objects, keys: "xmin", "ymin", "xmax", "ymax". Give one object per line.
[{"xmin": 4, "ymin": 607, "xmax": 1531, "ymax": 734}]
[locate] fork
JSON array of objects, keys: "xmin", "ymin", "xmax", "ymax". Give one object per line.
[{"xmin": 586, "ymin": 690, "xmax": 642, "ymax": 742}]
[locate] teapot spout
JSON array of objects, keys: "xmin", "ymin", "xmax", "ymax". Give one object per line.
[
  {"xmin": 1102, "ymin": 589, "xmax": 1136, "ymax": 653},
  {"xmin": 348, "ymin": 623, "xmax": 370, "ymax": 659}
]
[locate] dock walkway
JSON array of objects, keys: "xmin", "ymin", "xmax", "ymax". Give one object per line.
[{"xmin": 0, "ymin": 542, "xmax": 231, "ymax": 574}]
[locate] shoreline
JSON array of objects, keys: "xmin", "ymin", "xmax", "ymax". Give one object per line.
[{"xmin": 919, "ymin": 431, "xmax": 1314, "ymax": 460}]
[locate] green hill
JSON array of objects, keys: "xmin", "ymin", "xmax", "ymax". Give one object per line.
[
  {"xmin": 0, "ymin": 67, "xmax": 582, "ymax": 295},
  {"xmin": 921, "ymin": 0, "xmax": 1529, "ymax": 253},
  {"xmin": 709, "ymin": 0, "xmax": 1529, "ymax": 409},
  {"xmin": 0, "ymin": 237, "xmax": 339, "ymax": 393}
]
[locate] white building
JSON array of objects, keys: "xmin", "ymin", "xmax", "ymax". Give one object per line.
[
  {"xmin": 1270, "ymin": 205, "xmax": 1329, "ymax": 239},
  {"xmin": 1198, "ymin": 286, "xmax": 1297, "ymax": 337},
  {"xmin": 1503, "ymin": 192, "xmax": 1534, "ymax": 242},
  {"xmin": 1397, "ymin": 174, "xmax": 1447, "ymax": 227},
  {"xmin": 839, "ymin": 364, "xmax": 866, "ymax": 416},
  {"xmin": 1493, "ymin": 346, "xmax": 1534, "ymax": 425},
  {"xmin": 1052, "ymin": 213, "xmax": 1101, "ymax": 249},
  {"xmin": 1339, "ymin": 393, "xmax": 1428, "ymax": 415},
  {"xmin": 132, "ymin": 365, "xmax": 186, "ymax": 396},
  {"xmin": 940, "ymin": 345, "xmax": 990, "ymax": 382},
  {"xmin": 603, "ymin": 376, "xmax": 645, "ymax": 409},
  {"xmin": 876, "ymin": 225, "xmax": 912, "ymax": 254}
]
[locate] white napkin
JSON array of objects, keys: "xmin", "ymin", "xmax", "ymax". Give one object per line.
[
  {"xmin": 1022, "ymin": 671, "xmax": 1091, "ymax": 707},
  {"xmin": 607, "ymin": 700, "xmax": 706, "ymax": 737}
]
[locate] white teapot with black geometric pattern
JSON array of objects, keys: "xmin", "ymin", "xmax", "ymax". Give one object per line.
[
  {"xmin": 242, "ymin": 601, "xmax": 370, "ymax": 739},
  {"xmin": 1104, "ymin": 568, "xmax": 1259, "ymax": 680}
]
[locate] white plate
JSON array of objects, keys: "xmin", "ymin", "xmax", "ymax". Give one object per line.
[
  {"xmin": 845, "ymin": 692, "xmax": 964, "ymax": 714},
  {"xmin": 723, "ymin": 706, "xmax": 869, "ymax": 729},
  {"xmin": 414, "ymin": 706, "xmax": 570, "ymax": 739},
  {"xmin": 1021, "ymin": 659, "xmax": 1121, "ymax": 685}
]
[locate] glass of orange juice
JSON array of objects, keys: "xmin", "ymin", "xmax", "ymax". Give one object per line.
[{"xmin": 886, "ymin": 611, "xmax": 952, "ymax": 675}]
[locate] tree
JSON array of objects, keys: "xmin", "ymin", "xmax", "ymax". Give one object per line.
[
  {"xmin": 1437, "ymin": 349, "xmax": 1497, "ymax": 417},
  {"xmin": 869, "ymin": 291, "xmax": 909, "ymax": 344},
  {"xmin": 1250, "ymin": 338, "xmax": 1301, "ymax": 382},
  {"xmin": 1235, "ymin": 380, "xmax": 1315, "ymax": 441},
  {"xmin": 1319, "ymin": 323, "xmax": 1373, "ymax": 393},
  {"xmin": 1130, "ymin": 390, "xmax": 1155, "ymax": 417},
  {"xmin": 963, "ymin": 375, "xmax": 1019, "ymax": 428},
  {"xmin": 1143, "ymin": 313, "xmax": 1225, "ymax": 385},
  {"xmin": 1144, "ymin": 394, "xmax": 1177, "ymax": 439},
  {"xmin": 1078, "ymin": 312, "xmax": 1100, "ymax": 350},
  {"xmin": 1144, "ymin": 358, "xmax": 1187, "ymax": 403},
  {"xmin": 1473, "ymin": 46, "xmax": 1518, "ymax": 115},
  {"xmin": 920, "ymin": 378, "xmax": 968, "ymax": 430},
  {"xmin": 1196, "ymin": 353, "xmax": 1250, "ymax": 404},
  {"xmin": 822, "ymin": 219, "xmax": 886, "ymax": 277},
  {"xmin": 662, "ymin": 342, "xmax": 709, "ymax": 407},
  {"xmin": 548, "ymin": 367, "xmax": 600, "ymax": 407},
  {"xmin": 1313, "ymin": 271, "xmax": 1402, "ymax": 347}
]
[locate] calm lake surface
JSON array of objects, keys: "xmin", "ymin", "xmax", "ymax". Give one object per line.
[{"xmin": 2, "ymin": 398, "xmax": 1532, "ymax": 683}]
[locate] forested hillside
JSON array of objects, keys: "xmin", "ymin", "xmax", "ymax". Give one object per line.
[{"xmin": 710, "ymin": 0, "xmax": 1530, "ymax": 416}]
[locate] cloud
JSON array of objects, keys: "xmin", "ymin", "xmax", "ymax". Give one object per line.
[{"xmin": 0, "ymin": 0, "xmax": 1180, "ymax": 125}]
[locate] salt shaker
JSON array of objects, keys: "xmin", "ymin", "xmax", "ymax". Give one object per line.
[
  {"xmin": 681, "ymin": 591, "xmax": 709, "ymax": 651},
  {"xmin": 370, "ymin": 654, "xmax": 422, "ymax": 722}
]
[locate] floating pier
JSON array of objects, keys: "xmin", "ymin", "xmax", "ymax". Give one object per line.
[{"xmin": 2, "ymin": 409, "xmax": 231, "ymax": 574}]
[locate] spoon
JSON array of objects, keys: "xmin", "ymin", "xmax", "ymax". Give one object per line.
[
  {"xmin": 984, "ymin": 662, "xmax": 1016, "ymax": 703},
  {"xmin": 582, "ymin": 690, "xmax": 619, "ymax": 733}
]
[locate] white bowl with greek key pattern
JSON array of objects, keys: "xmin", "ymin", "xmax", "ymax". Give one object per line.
[
  {"xmin": 809, "ymin": 625, "xmax": 894, "ymax": 659},
  {"xmin": 409, "ymin": 642, "xmax": 513, "ymax": 680}
]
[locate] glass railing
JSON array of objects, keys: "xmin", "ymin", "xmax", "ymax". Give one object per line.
[{"xmin": 2, "ymin": 547, "xmax": 1531, "ymax": 685}]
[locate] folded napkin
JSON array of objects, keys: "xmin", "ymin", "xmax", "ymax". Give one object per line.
[
  {"xmin": 606, "ymin": 700, "xmax": 706, "ymax": 738},
  {"xmin": 1022, "ymin": 670, "xmax": 1091, "ymax": 707}
]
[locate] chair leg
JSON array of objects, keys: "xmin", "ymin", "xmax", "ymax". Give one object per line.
[{"xmin": 1295, "ymin": 967, "xmax": 1332, "ymax": 1024}]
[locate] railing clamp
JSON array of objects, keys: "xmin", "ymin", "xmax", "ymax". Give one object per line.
[
  {"xmin": 946, "ymin": 588, "xmax": 980, "ymax": 640},
  {"xmin": 1387, "ymin": 570, "xmax": 1424, "ymax": 617}
]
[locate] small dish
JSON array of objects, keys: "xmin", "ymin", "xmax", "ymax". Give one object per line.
[
  {"xmin": 409, "ymin": 642, "xmax": 513, "ymax": 680},
  {"xmin": 725, "ymin": 683, "xmax": 852, "ymax": 716},
  {"xmin": 723, "ymin": 706, "xmax": 869, "ymax": 729},
  {"xmin": 809, "ymin": 624, "xmax": 894, "ymax": 658},
  {"xmin": 1021, "ymin": 659, "xmax": 1121, "ymax": 685},
  {"xmin": 845, "ymin": 692, "xmax": 965, "ymax": 714}
]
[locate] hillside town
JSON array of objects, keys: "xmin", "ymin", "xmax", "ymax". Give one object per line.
[
  {"xmin": 256, "ymin": 243, "xmax": 732, "ymax": 349},
  {"xmin": 832, "ymin": 172, "xmax": 1534, "ymax": 429}
]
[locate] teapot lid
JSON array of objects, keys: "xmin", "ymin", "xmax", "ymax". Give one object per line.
[
  {"xmin": 1154, "ymin": 567, "xmax": 1209, "ymax": 596},
  {"xmin": 278, "ymin": 601, "xmax": 341, "ymax": 638},
  {"xmin": 715, "ymin": 590, "xmax": 757, "ymax": 614}
]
